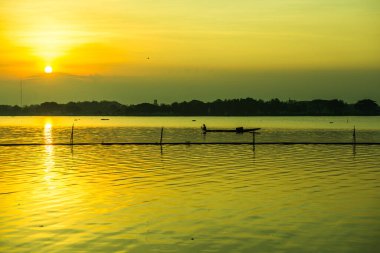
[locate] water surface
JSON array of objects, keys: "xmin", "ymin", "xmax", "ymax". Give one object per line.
[
  {"xmin": 0, "ymin": 116, "xmax": 379, "ymax": 144},
  {"xmin": 1, "ymin": 116, "xmax": 379, "ymax": 252}
]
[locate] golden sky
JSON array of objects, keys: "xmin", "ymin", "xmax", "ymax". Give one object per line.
[{"xmin": 0, "ymin": 0, "xmax": 379, "ymax": 104}]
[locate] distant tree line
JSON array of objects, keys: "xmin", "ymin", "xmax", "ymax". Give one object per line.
[{"xmin": 0, "ymin": 98, "xmax": 379, "ymax": 116}]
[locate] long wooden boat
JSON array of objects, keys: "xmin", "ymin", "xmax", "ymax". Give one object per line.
[{"xmin": 202, "ymin": 125, "xmax": 261, "ymax": 133}]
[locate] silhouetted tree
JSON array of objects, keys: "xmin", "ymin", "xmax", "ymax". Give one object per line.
[
  {"xmin": 354, "ymin": 99, "xmax": 379, "ymax": 115},
  {"xmin": 0, "ymin": 98, "xmax": 378, "ymax": 116}
]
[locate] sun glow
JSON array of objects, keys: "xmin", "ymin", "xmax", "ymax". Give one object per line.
[
  {"xmin": 44, "ymin": 66, "xmax": 53, "ymax": 74},
  {"xmin": 44, "ymin": 122, "xmax": 53, "ymax": 145}
]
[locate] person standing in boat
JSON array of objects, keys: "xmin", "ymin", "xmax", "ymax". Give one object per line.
[{"xmin": 201, "ymin": 124, "xmax": 207, "ymax": 133}]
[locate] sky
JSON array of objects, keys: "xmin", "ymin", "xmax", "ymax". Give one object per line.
[{"xmin": 0, "ymin": 0, "xmax": 379, "ymax": 105}]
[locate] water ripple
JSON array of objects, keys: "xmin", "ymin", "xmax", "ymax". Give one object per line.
[{"xmin": 1, "ymin": 120, "xmax": 380, "ymax": 252}]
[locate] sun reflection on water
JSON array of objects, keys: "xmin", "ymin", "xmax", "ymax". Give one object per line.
[
  {"xmin": 44, "ymin": 122, "xmax": 53, "ymax": 145},
  {"xmin": 43, "ymin": 121, "xmax": 55, "ymax": 188}
]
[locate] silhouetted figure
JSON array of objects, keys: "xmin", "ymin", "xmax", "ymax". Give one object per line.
[
  {"xmin": 236, "ymin": 127, "xmax": 244, "ymax": 133},
  {"xmin": 201, "ymin": 124, "xmax": 207, "ymax": 134}
]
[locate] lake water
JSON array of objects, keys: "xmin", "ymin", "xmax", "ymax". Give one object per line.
[{"xmin": 1, "ymin": 116, "xmax": 379, "ymax": 252}]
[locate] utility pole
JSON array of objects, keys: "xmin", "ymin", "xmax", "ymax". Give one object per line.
[{"xmin": 20, "ymin": 80, "xmax": 23, "ymax": 107}]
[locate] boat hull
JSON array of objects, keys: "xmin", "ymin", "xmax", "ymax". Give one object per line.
[{"xmin": 204, "ymin": 128, "xmax": 261, "ymax": 133}]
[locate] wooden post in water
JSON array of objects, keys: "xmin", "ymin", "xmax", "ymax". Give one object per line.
[
  {"xmin": 160, "ymin": 127, "xmax": 164, "ymax": 146},
  {"xmin": 352, "ymin": 126, "xmax": 356, "ymax": 155},
  {"xmin": 70, "ymin": 123, "xmax": 74, "ymax": 145},
  {"xmin": 252, "ymin": 131, "xmax": 256, "ymax": 151}
]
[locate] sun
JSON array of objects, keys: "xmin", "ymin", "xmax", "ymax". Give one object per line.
[{"xmin": 44, "ymin": 65, "xmax": 53, "ymax": 74}]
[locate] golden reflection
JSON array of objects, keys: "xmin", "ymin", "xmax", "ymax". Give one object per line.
[
  {"xmin": 43, "ymin": 120, "xmax": 55, "ymax": 188},
  {"xmin": 44, "ymin": 121, "xmax": 53, "ymax": 144}
]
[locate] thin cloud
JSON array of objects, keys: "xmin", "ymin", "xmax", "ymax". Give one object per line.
[{"xmin": 24, "ymin": 72, "xmax": 95, "ymax": 81}]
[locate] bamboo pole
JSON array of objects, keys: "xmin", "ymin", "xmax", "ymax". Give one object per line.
[
  {"xmin": 70, "ymin": 123, "xmax": 74, "ymax": 145},
  {"xmin": 160, "ymin": 127, "xmax": 164, "ymax": 146},
  {"xmin": 252, "ymin": 131, "xmax": 256, "ymax": 151}
]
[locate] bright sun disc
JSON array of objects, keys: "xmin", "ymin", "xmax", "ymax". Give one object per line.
[{"xmin": 44, "ymin": 66, "xmax": 53, "ymax": 73}]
